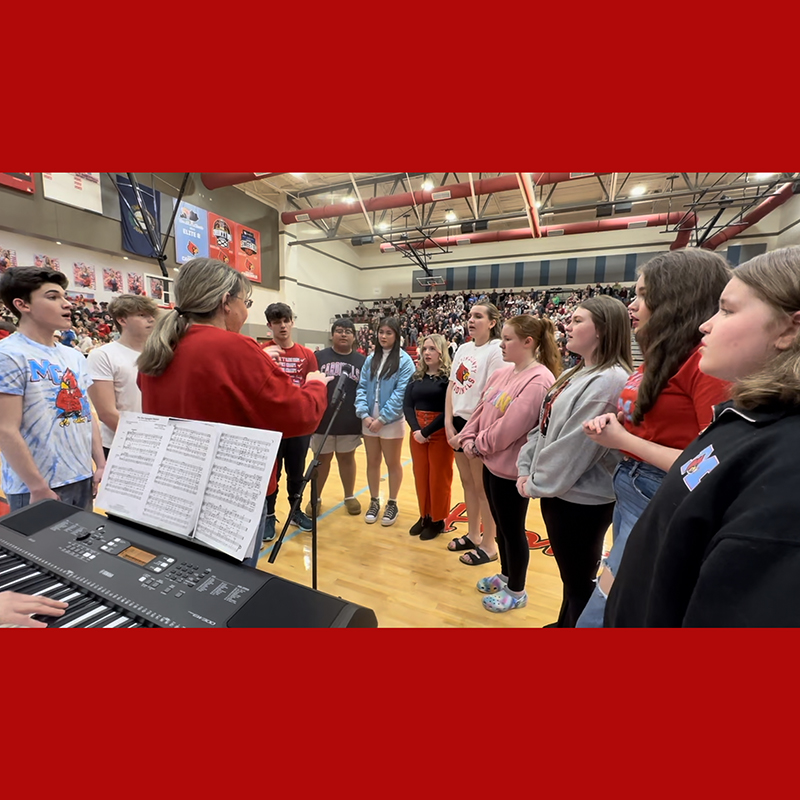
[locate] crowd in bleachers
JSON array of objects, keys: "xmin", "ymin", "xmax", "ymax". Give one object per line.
[
  {"xmin": 346, "ymin": 283, "xmax": 635, "ymax": 367},
  {"xmin": 0, "ymin": 295, "xmax": 118, "ymax": 353}
]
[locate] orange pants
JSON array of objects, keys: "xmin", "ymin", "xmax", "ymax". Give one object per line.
[{"xmin": 409, "ymin": 410, "xmax": 455, "ymax": 522}]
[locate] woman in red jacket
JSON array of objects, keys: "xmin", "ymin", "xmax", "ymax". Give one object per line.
[{"xmin": 137, "ymin": 258, "xmax": 330, "ymax": 567}]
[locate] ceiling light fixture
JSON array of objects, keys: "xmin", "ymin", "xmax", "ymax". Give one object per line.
[
  {"xmin": 422, "ymin": 180, "xmax": 434, "ymax": 191},
  {"xmin": 445, "ymin": 209, "xmax": 457, "ymax": 223},
  {"xmin": 629, "ymin": 186, "xmax": 647, "ymax": 197},
  {"xmin": 755, "ymin": 173, "xmax": 776, "ymax": 180}
]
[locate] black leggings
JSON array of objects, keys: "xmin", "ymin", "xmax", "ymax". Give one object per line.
[
  {"xmin": 482, "ymin": 466, "xmax": 530, "ymax": 592},
  {"xmin": 267, "ymin": 435, "xmax": 311, "ymax": 514},
  {"xmin": 540, "ymin": 496, "xmax": 615, "ymax": 627}
]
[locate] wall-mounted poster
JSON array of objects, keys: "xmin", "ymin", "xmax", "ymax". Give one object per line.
[
  {"xmin": 0, "ymin": 248, "xmax": 18, "ymax": 273},
  {"xmin": 34, "ymin": 254, "xmax": 61, "ymax": 271},
  {"xmin": 42, "ymin": 173, "xmax": 103, "ymax": 213},
  {"xmin": 103, "ymin": 268, "xmax": 123, "ymax": 293},
  {"xmin": 0, "ymin": 174, "xmax": 34, "ymax": 193},
  {"xmin": 127, "ymin": 273, "xmax": 144, "ymax": 295},
  {"xmin": 149, "ymin": 277, "xmax": 164, "ymax": 301},
  {"xmin": 236, "ymin": 225, "xmax": 262, "ymax": 282},
  {"xmin": 175, "ymin": 201, "xmax": 209, "ymax": 263},
  {"xmin": 73, "ymin": 262, "xmax": 97, "ymax": 290}
]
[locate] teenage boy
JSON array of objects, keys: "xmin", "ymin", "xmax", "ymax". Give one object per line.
[
  {"xmin": 87, "ymin": 294, "xmax": 158, "ymax": 459},
  {"xmin": 0, "ymin": 267, "xmax": 105, "ymax": 511},
  {"xmin": 262, "ymin": 302, "xmax": 318, "ymax": 540},
  {"xmin": 306, "ymin": 318, "xmax": 365, "ymax": 518}
]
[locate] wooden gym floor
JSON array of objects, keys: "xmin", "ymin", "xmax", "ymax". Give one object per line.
[
  {"xmin": 258, "ymin": 438, "xmax": 578, "ymax": 628},
  {"xmin": 0, "ymin": 437, "xmax": 613, "ymax": 627}
]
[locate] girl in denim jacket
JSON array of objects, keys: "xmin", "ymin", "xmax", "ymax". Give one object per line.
[{"xmin": 355, "ymin": 317, "xmax": 415, "ymax": 527}]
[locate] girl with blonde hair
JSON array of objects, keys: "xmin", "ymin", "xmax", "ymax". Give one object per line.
[{"xmin": 403, "ymin": 334, "xmax": 454, "ymax": 540}]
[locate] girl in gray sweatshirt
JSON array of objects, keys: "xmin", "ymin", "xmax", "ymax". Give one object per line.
[{"xmin": 513, "ymin": 297, "xmax": 633, "ymax": 627}]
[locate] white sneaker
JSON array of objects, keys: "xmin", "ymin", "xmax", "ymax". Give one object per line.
[
  {"xmin": 365, "ymin": 498, "xmax": 380, "ymax": 524},
  {"xmin": 381, "ymin": 501, "xmax": 399, "ymax": 527}
]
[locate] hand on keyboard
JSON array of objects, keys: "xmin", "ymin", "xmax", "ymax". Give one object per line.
[{"xmin": 0, "ymin": 591, "xmax": 68, "ymax": 628}]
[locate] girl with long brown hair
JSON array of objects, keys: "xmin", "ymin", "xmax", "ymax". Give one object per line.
[
  {"xmin": 576, "ymin": 248, "xmax": 731, "ymax": 626},
  {"xmin": 607, "ymin": 246, "xmax": 800, "ymax": 626},
  {"xmin": 515, "ymin": 296, "xmax": 633, "ymax": 626},
  {"xmin": 459, "ymin": 316, "xmax": 560, "ymax": 609}
]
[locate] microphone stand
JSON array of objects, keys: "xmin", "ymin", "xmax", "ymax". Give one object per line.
[{"xmin": 268, "ymin": 373, "xmax": 349, "ymax": 591}]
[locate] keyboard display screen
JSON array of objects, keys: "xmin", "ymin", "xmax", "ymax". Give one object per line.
[{"xmin": 118, "ymin": 545, "xmax": 158, "ymax": 566}]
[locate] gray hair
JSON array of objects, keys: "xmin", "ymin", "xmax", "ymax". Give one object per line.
[{"xmin": 137, "ymin": 258, "xmax": 252, "ymax": 376}]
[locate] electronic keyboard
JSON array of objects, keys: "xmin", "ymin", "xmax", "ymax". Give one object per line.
[{"xmin": 0, "ymin": 500, "xmax": 377, "ymax": 628}]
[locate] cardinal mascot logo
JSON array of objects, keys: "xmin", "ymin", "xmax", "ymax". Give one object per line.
[
  {"xmin": 453, "ymin": 355, "xmax": 478, "ymax": 395},
  {"xmin": 55, "ymin": 368, "xmax": 87, "ymax": 427},
  {"xmin": 680, "ymin": 444, "xmax": 719, "ymax": 491}
]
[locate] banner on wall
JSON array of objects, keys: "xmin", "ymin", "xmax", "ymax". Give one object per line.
[
  {"xmin": 207, "ymin": 212, "xmax": 262, "ymax": 282},
  {"xmin": 103, "ymin": 268, "xmax": 123, "ymax": 293},
  {"xmin": 175, "ymin": 201, "xmax": 209, "ymax": 263},
  {"xmin": 116, "ymin": 175, "xmax": 161, "ymax": 258},
  {"xmin": 148, "ymin": 277, "xmax": 165, "ymax": 301},
  {"xmin": 0, "ymin": 247, "xmax": 18, "ymax": 273},
  {"xmin": 73, "ymin": 262, "xmax": 97, "ymax": 290},
  {"xmin": 127, "ymin": 273, "xmax": 145, "ymax": 295},
  {"xmin": 0, "ymin": 173, "xmax": 34, "ymax": 193},
  {"xmin": 208, "ymin": 213, "xmax": 236, "ymax": 266},
  {"xmin": 236, "ymin": 224, "xmax": 262, "ymax": 282},
  {"xmin": 42, "ymin": 173, "xmax": 103, "ymax": 213},
  {"xmin": 34, "ymin": 254, "xmax": 62, "ymax": 271}
]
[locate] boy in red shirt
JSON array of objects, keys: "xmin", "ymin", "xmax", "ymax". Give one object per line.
[{"xmin": 262, "ymin": 303, "xmax": 319, "ymax": 539}]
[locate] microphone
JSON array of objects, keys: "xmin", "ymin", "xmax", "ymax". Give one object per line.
[{"xmin": 331, "ymin": 366, "xmax": 352, "ymax": 405}]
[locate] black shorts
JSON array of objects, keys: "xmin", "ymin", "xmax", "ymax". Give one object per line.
[{"xmin": 453, "ymin": 415, "xmax": 468, "ymax": 453}]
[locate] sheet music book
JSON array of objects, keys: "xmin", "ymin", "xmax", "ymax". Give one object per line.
[{"xmin": 96, "ymin": 412, "xmax": 282, "ymax": 561}]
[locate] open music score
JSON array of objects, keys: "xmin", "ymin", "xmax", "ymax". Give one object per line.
[{"xmin": 96, "ymin": 413, "xmax": 282, "ymax": 561}]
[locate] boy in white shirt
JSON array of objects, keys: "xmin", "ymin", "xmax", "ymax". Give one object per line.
[{"xmin": 87, "ymin": 294, "xmax": 158, "ymax": 458}]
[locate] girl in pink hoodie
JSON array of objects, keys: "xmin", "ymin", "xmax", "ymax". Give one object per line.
[{"xmin": 459, "ymin": 316, "xmax": 561, "ymax": 611}]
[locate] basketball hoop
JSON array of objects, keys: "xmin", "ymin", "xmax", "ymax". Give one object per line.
[{"xmin": 416, "ymin": 275, "xmax": 446, "ymax": 292}]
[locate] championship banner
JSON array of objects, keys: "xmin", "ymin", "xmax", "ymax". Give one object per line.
[
  {"xmin": 174, "ymin": 200, "xmax": 209, "ymax": 263},
  {"xmin": 208, "ymin": 212, "xmax": 237, "ymax": 267},
  {"xmin": 42, "ymin": 172, "xmax": 103, "ymax": 213},
  {"xmin": 0, "ymin": 173, "xmax": 34, "ymax": 193},
  {"xmin": 116, "ymin": 175, "xmax": 161, "ymax": 258},
  {"xmin": 236, "ymin": 224, "xmax": 262, "ymax": 282}
]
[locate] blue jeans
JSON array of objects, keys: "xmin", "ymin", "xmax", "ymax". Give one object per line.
[
  {"xmin": 7, "ymin": 478, "xmax": 94, "ymax": 513},
  {"xmin": 576, "ymin": 458, "xmax": 667, "ymax": 628}
]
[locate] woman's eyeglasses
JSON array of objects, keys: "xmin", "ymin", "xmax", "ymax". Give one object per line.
[{"xmin": 243, "ymin": 298, "xmax": 253, "ymax": 309}]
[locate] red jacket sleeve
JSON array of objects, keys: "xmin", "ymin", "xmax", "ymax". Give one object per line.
[{"xmin": 247, "ymin": 341, "xmax": 328, "ymax": 437}]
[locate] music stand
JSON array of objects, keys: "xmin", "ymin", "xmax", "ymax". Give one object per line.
[{"xmin": 267, "ymin": 370, "xmax": 350, "ymax": 590}]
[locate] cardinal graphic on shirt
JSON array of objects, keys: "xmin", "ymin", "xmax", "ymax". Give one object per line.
[
  {"xmin": 453, "ymin": 355, "xmax": 478, "ymax": 395},
  {"xmin": 55, "ymin": 368, "xmax": 87, "ymax": 427}
]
